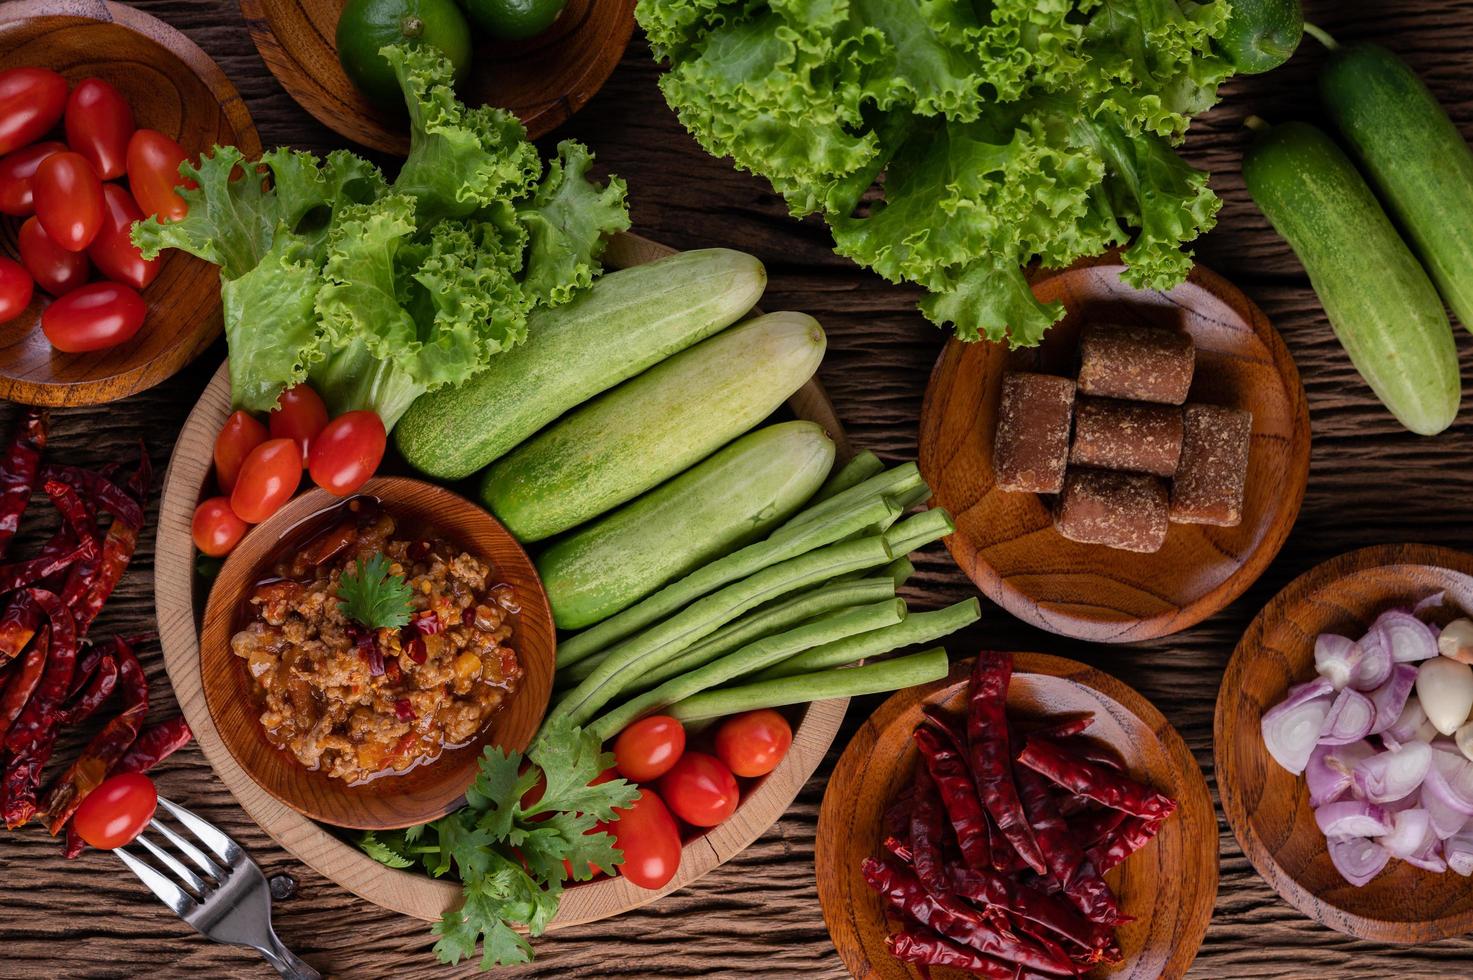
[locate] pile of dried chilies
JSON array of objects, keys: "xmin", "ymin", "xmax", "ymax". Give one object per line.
[
  {"xmin": 0, "ymin": 408, "xmax": 191, "ymax": 857},
  {"xmin": 864, "ymin": 651, "xmax": 1178, "ymax": 978}
]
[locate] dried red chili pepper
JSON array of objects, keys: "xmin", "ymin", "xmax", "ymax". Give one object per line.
[
  {"xmin": 1087, "ymin": 815, "xmax": 1163, "ymax": 874},
  {"xmin": 1029, "ymin": 714, "xmax": 1095, "ymax": 740},
  {"xmin": 1073, "ymin": 807, "xmax": 1128, "ymax": 849},
  {"xmin": 0, "ymin": 592, "xmax": 42, "ymax": 665},
  {"xmin": 1018, "ymin": 736, "xmax": 1176, "ymax": 821},
  {"xmin": 915, "ymin": 723, "xmax": 992, "ymax": 872},
  {"xmin": 62, "ymin": 715, "xmax": 192, "ymax": 858},
  {"xmin": 883, "ymin": 783, "xmax": 914, "ymax": 844},
  {"xmin": 946, "ymin": 864, "xmax": 1116, "ymax": 957},
  {"xmin": 0, "ymin": 541, "xmax": 87, "ymax": 594},
  {"xmin": 45, "ymin": 480, "xmax": 102, "ymax": 610},
  {"xmin": 888, "ymin": 928, "xmax": 1056, "ymax": 980},
  {"xmin": 40, "ymin": 463, "xmax": 143, "ymax": 529},
  {"xmin": 0, "ymin": 630, "xmax": 46, "ymax": 738},
  {"xmin": 2, "ymin": 590, "xmax": 78, "ymax": 827},
  {"xmin": 909, "ymin": 760, "xmax": 946, "ymax": 892},
  {"xmin": 966, "ymin": 652, "xmax": 1046, "ymax": 875},
  {"xmin": 0, "ymin": 409, "xmax": 48, "ymax": 560},
  {"xmin": 1014, "ymin": 750, "xmax": 1125, "ymax": 928},
  {"xmin": 42, "ymin": 700, "xmax": 146, "ymax": 834},
  {"xmin": 59, "ymin": 653, "xmax": 117, "ymax": 725}
]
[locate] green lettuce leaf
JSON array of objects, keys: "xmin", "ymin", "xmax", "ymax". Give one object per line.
[{"xmin": 517, "ymin": 141, "xmax": 631, "ymax": 307}]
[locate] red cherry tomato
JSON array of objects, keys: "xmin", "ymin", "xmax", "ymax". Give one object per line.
[
  {"xmin": 269, "ymin": 383, "xmax": 328, "ymax": 465},
  {"xmin": 308, "ymin": 411, "xmax": 386, "ymax": 496},
  {"xmin": 192, "ymin": 496, "xmax": 248, "ymax": 557},
  {"xmin": 72, "ymin": 773, "xmax": 157, "ymax": 850},
  {"xmin": 126, "ymin": 129, "xmax": 192, "ymax": 223},
  {"xmin": 214, "ymin": 410, "xmax": 269, "ymax": 496},
  {"xmin": 0, "ymin": 257, "xmax": 33, "ymax": 325},
  {"xmin": 606, "ymin": 788, "xmax": 682, "ymax": 890},
  {"xmin": 657, "ymin": 752, "xmax": 740, "ymax": 828},
  {"xmin": 231, "ymin": 438, "xmax": 302, "ymax": 524},
  {"xmin": 714, "ymin": 709, "xmax": 793, "ymax": 778},
  {"xmin": 0, "ymin": 67, "xmax": 68, "ymax": 157},
  {"xmin": 614, "ymin": 716, "xmax": 686, "ymax": 783},
  {"xmin": 0, "ymin": 140, "xmax": 65, "ymax": 216},
  {"xmin": 64, "ymin": 78, "xmax": 134, "ymax": 180},
  {"xmin": 41, "ymin": 281, "xmax": 145, "ymax": 353},
  {"xmin": 88, "ymin": 183, "xmax": 157, "ymax": 290},
  {"xmin": 33, "ymin": 151, "xmax": 104, "ymax": 252},
  {"xmin": 19, "ymin": 216, "xmax": 90, "ymax": 297}
]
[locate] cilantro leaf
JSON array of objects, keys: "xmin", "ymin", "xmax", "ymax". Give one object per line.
[
  {"xmin": 336, "ymin": 553, "xmax": 413, "ymax": 630},
  {"xmin": 523, "ymin": 715, "xmax": 637, "ymax": 821},
  {"xmin": 356, "ymin": 831, "xmax": 415, "ymax": 869}
]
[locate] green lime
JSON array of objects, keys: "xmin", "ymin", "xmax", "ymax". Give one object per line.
[
  {"xmin": 461, "ymin": 0, "xmax": 567, "ymax": 41},
  {"xmin": 336, "ymin": 0, "xmax": 474, "ymax": 109}
]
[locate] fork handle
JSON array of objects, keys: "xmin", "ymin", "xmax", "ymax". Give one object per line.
[{"xmin": 256, "ymin": 932, "xmax": 322, "ymax": 980}]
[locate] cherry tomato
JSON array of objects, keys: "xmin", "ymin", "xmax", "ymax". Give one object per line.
[
  {"xmin": 714, "ymin": 709, "xmax": 792, "ymax": 778},
  {"xmin": 72, "ymin": 773, "xmax": 157, "ymax": 850},
  {"xmin": 0, "ymin": 140, "xmax": 65, "ymax": 216},
  {"xmin": 0, "ymin": 257, "xmax": 33, "ymax": 325},
  {"xmin": 614, "ymin": 716, "xmax": 686, "ymax": 783},
  {"xmin": 192, "ymin": 496, "xmax": 248, "ymax": 557},
  {"xmin": 606, "ymin": 788, "xmax": 681, "ymax": 890},
  {"xmin": 308, "ymin": 410, "xmax": 386, "ymax": 496},
  {"xmin": 214, "ymin": 410, "xmax": 269, "ymax": 495},
  {"xmin": 657, "ymin": 752, "xmax": 739, "ymax": 827},
  {"xmin": 126, "ymin": 129, "xmax": 192, "ymax": 223},
  {"xmin": 41, "ymin": 281, "xmax": 145, "ymax": 353},
  {"xmin": 231, "ymin": 437, "xmax": 302, "ymax": 524},
  {"xmin": 0, "ymin": 67, "xmax": 68, "ymax": 157},
  {"xmin": 19, "ymin": 216, "xmax": 90, "ymax": 297},
  {"xmin": 88, "ymin": 183, "xmax": 157, "ymax": 290},
  {"xmin": 64, "ymin": 78, "xmax": 134, "ymax": 179},
  {"xmin": 270, "ymin": 383, "xmax": 329, "ymax": 465},
  {"xmin": 33, "ymin": 151, "xmax": 104, "ymax": 251}
]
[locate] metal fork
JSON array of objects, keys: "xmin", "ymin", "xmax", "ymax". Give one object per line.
[{"xmin": 113, "ymin": 796, "xmax": 322, "ymax": 980}]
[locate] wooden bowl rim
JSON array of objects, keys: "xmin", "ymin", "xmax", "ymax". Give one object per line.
[{"xmin": 1214, "ymin": 543, "xmax": 1473, "ymax": 943}]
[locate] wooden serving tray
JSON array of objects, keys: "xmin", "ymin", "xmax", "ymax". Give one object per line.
[{"xmin": 154, "ymin": 232, "xmax": 853, "ymax": 924}]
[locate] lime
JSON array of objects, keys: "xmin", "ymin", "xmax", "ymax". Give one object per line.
[
  {"xmin": 336, "ymin": 0, "xmax": 474, "ymax": 109},
  {"xmin": 462, "ymin": 0, "xmax": 567, "ymax": 41}
]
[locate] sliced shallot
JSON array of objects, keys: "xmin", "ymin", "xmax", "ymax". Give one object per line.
[
  {"xmin": 1366, "ymin": 664, "xmax": 1417, "ymax": 736},
  {"xmin": 1354, "ymin": 742, "xmax": 1432, "ymax": 804},
  {"xmin": 1262, "ymin": 677, "xmax": 1335, "ymax": 775},
  {"xmin": 1327, "ymin": 834, "xmax": 1390, "ymax": 887},
  {"xmin": 1319, "ymin": 688, "xmax": 1376, "ymax": 745},
  {"xmin": 1378, "ymin": 807, "xmax": 1433, "ymax": 859},
  {"xmin": 1315, "ymin": 800, "xmax": 1391, "ymax": 837},
  {"xmin": 1377, "ymin": 610, "xmax": 1440, "ymax": 663},
  {"xmin": 1446, "ymin": 830, "xmax": 1473, "ymax": 876},
  {"xmin": 1314, "ymin": 634, "xmax": 1360, "ymax": 691},
  {"xmin": 1386, "ymin": 698, "xmax": 1427, "ymax": 745}
]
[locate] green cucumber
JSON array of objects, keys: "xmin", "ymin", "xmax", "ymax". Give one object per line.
[
  {"xmin": 394, "ymin": 248, "xmax": 766, "ymax": 479},
  {"xmin": 1242, "ymin": 120, "xmax": 1459, "ymax": 436},
  {"xmin": 1318, "ymin": 38, "xmax": 1473, "ymax": 331},
  {"xmin": 482, "ymin": 312, "xmax": 827, "ymax": 541},
  {"xmin": 1220, "ymin": 0, "xmax": 1302, "ymax": 74},
  {"xmin": 537, "ymin": 421, "xmax": 835, "ymax": 631}
]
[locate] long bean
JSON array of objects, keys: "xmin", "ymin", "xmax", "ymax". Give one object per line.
[
  {"xmin": 885, "ymin": 557, "xmax": 916, "ymax": 587},
  {"xmin": 667, "ymin": 648, "xmax": 951, "ymax": 723},
  {"xmin": 753, "ymin": 598, "xmax": 980, "ymax": 680},
  {"xmin": 588, "ymin": 598, "xmax": 906, "ymax": 740},
  {"xmin": 773, "ymin": 464, "xmax": 923, "ymax": 540},
  {"xmin": 814, "ymin": 450, "xmax": 883, "ymax": 503},
  {"xmin": 883, "ymin": 508, "xmax": 954, "ymax": 555}
]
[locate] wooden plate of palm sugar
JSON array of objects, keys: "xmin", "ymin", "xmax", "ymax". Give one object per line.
[{"xmin": 918, "ymin": 253, "xmax": 1309, "ymax": 642}]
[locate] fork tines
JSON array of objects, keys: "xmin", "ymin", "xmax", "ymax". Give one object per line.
[{"xmin": 115, "ymin": 797, "xmax": 240, "ymax": 914}]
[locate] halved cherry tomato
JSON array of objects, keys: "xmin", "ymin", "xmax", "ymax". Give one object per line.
[
  {"xmin": 126, "ymin": 129, "xmax": 193, "ymax": 223},
  {"xmin": 41, "ymin": 281, "xmax": 145, "ymax": 353},
  {"xmin": 606, "ymin": 788, "xmax": 681, "ymax": 890},
  {"xmin": 0, "ymin": 140, "xmax": 65, "ymax": 216},
  {"xmin": 192, "ymin": 496, "xmax": 248, "ymax": 557},
  {"xmin": 614, "ymin": 716, "xmax": 686, "ymax": 783},
  {"xmin": 231, "ymin": 437, "xmax": 302, "ymax": 523},
  {"xmin": 214, "ymin": 410, "xmax": 268, "ymax": 495},
  {"xmin": 270, "ymin": 383, "xmax": 328, "ymax": 465},
  {"xmin": 308, "ymin": 410, "xmax": 386, "ymax": 496},
  {"xmin": 64, "ymin": 78, "xmax": 134, "ymax": 179},
  {"xmin": 72, "ymin": 772, "xmax": 157, "ymax": 850},
  {"xmin": 33, "ymin": 151, "xmax": 104, "ymax": 251},
  {"xmin": 88, "ymin": 183, "xmax": 157, "ymax": 290},
  {"xmin": 714, "ymin": 709, "xmax": 792, "ymax": 778},
  {"xmin": 657, "ymin": 752, "xmax": 739, "ymax": 827},
  {"xmin": 0, "ymin": 67, "xmax": 68, "ymax": 157},
  {"xmin": 0, "ymin": 257, "xmax": 33, "ymax": 325},
  {"xmin": 19, "ymin": 216, "xmax": 90, "ymax": 297}
]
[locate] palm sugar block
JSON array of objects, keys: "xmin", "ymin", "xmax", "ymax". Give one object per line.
[
  {"xmin": 1170, "ymin": 404, "xmax": 1252, "ymax": 527},
  {"xmin": 993, "ymin": 372, "xmax": 1075, "ymax": 494},
  {"xmin": 1055, "ymin": 469, "xmax": 1169, "ymax": 553},
  {"xmin": 1069, "ymin": 396, "xmax": 1184, "ymax": 477},
  {"xmin": 1077, "ymin": 322, "xmax": 1194, "ymax": 405}
]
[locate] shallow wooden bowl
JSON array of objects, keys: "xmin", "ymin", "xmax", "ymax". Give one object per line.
[
  {"xmin": 818, "ymin": 653, "xmax": 1218, "ymax": 979},
  {"xmin": 239, "ymin": 0, "xmax": 635, "ymax": 156},
  {"xmin": 919, "ymin": 254, "xmax": 1309, "ymax": 642},
  {"xmin": 198, "ymin": 477, "xmax": 555, "ymax": 831},
  {"xmin": 1216, "ymin": 544, "xmax": 1473, "ymax": 942},
  {"xmin": 0, "ymin": 0, "xmax": 259, "ymax": 406}
]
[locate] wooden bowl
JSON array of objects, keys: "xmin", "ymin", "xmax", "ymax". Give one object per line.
[
  {"xmin": 239, "ymin": 0, "xmax": 635, "ymax": 156},
  {"xmin": 198, "ymin": 477, "xmax": 556, "ymax": 831},
  {"xmin": 0, "ymin": 0, "xmax": 259, "ymax": 406},
  {"xmin": 919, "ymin": 255, "xmax": 1309, "ymax": 643},
  {"xmin": 1216, "ymin": 544, "xmax": 1473, "ymax": 943},
  {"xmin": 818, "ymin": 653, "xmax": 1218, "ymax": 979}
]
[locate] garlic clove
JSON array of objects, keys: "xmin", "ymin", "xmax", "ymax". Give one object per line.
[
  {"xmin": 1416, "ymin": 656, "xmax": 1473, "ymax": 736},
  {"xmin": 1457, "ymin": 721, "xmax": 1473, "ymax": 763},
  {"xmin": 1439, "ymin": 618, "xmax": 1473, "ymax": 665}
]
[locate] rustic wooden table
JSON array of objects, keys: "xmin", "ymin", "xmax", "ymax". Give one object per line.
[{"xmin": 4, "ymin": 1, "xmax": 1473, "ymax": 976}]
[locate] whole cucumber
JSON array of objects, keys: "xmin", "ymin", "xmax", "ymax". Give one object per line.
[
  {"xmin": 1242, "ymin": 120, "xmax": 1460, "ymax": 435},
  {"xmin": 1320, "ymin": 41, "xmax": 1473, "ymax": 331},
  {"xmin": 483, "ymin": 311, "xmax": 827, "ymax": 541},
  {"xmin": 394, "ymin": 248, "xmax": 766, "ymax": 479},
  {"xmin": 1221, "ymin": 0, "xmax": 1302, "ymax": 74},
  {"xmin": 537, "ymin": 421, "xmax": 835, "ymax": 630}
]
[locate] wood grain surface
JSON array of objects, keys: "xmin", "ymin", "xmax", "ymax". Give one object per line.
[{"xmin": 5, "ymin": 0, "xmax": 1473, "ymax": 977}]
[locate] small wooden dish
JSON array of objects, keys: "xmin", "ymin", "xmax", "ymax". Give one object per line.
[
  {"xmin": 817, "ymin": 653, "xmax": 1218, "ymax": 979},
  {"xmin": 239, "ymin": 0, "xmax": 635, "ymax": 156},
  {"xmin": 0, "ymin": 0, "xmax": 259, "ymax": 407},
  {"xmin": 198, "ymin": 477, "xmax": 555, "ymax": 830},
  {"xmin": 919, "ymin": 254, "xmax": 1309, "ymax": 643},
  {"xmin": 1216, "ymin": 544, "xmax": 1473, "ymax": 943}
]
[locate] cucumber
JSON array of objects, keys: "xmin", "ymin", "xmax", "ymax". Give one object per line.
[
  {"xmin": 482, "ymin": 311, "xmax": 827, "ymax": 541},
  {"xmin": 394, "ymin": 248, "xmax": 766, "ymax": 479},
  {"xmin": 1319, "ymin": 40, "xmax": 1473, "ymax": 331},
  {"xmin": 1242, "ymin": 120, "xmax": 1460, "ymax": 435},
  {"xmin": 1220, "ymin": 0, "xmax": 1302, "ymax": 74},
  {"xmin": 537, "ymin": 421, "xmax": 835, "ymax": 630}
]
